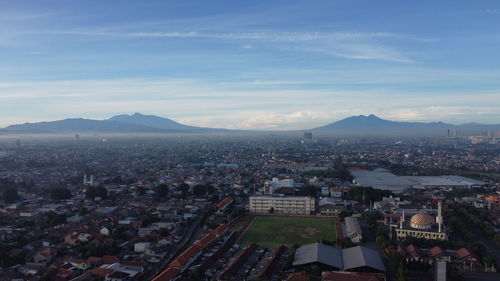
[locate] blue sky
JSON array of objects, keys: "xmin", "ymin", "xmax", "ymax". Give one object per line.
[{"xmin": 1, "ymin": 0, "xmax": 499, "ymax": 129}]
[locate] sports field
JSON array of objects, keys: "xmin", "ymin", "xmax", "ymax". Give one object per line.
[{"xmin": 238, "ymin": 216, "xmax": 336, "ymax": 247}]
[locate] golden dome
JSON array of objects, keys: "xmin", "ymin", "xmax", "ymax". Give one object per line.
[{"xmin": 410, "ymin": 213, "xmax": 434, "ymax": 226}]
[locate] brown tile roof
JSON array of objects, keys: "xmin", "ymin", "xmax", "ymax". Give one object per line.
[
  {"xmin": 212, "ymin": 223, "xmax": 229, "ymax": 237},
  {"xmin": 194, "ymin": 233, "xmax": 217, "ymax": 249},
  {"xmin": 102, "ymin": 255, "xmax": 119, "ymax": 264},
  {"xmin": 168, "ymin": 244, "xmax": 202, "ymax": 269},
  {"xmin": 322, "ymin": 271, "xmax": 386, "ymax": 281},
  {"xmin": 152, "ymin": 267, "xmax": 181, "ymax": 281},
  {"xmin": 429, "ymin": 246, "xmax": 443, "ymax": 257},
  {"xmin": 90, "ymin": 268, "xmax": 113, "ymax": 277},
  {"xmin": 456, "ymin": 248, "xmax": 472, "ymax": 259},
  {"xmin": 405, "ymin": 244, "xmax": 421, "ymax": 258},
  {"xmin": 216, "ymin": 197, "xmax": 233, "ymax": 209}
]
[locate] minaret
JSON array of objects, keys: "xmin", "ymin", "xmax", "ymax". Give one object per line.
[
  {"xmin": 436, "ymin": 201, "xmax": 443, "ymax": 233},
  {"xmin": 400, "ymin": 210, "xmax": 405, "ymax": 229}
]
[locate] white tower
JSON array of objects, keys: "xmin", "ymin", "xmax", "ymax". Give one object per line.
[
  {"xmin": 436, "ymin": 201, "xmax": 443, "ymax": 233},
  {"xmin": 400, "ymin": 210, "xmax": 405, "ymax": 229}
]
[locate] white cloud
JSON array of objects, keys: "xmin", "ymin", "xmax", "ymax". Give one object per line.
[{"xmin": 1, "ymin": 78, "xmax": 498, "ymax": 129}]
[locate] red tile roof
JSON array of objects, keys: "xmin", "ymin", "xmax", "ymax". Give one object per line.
[
  {"xmin": 287, "ymin": 271, "xmax": 310, "ymax": 281},
  {"xmin": 213, "ymin": 223, "xmax": 229, "ymax": 237},
  {"xmin": 406, "ymin": 244, "xmax": 421, "ymax": 258},
  {"xmin": 322, "ymin": 271, "xmax": 386, "ymax": 281},
  {"xmin": 90, "ymin": 268, "xmax": 113, "ymax": 277},
  {"xmin": 456, "ymin": 248, "xmax": 472, "ymax": 259},
  {"xmin": 194, "ymin": 232, "xmax": 217, "ymax": 249},
  {"xmin": 168, "ymin": 244, "xmax": 202, "ymax": 269},
  {"xmin": 216, "ymin": 197, "xmax": 233, "ymax": 209},
  {"xmin": 152, "ymin": 267, "xmax": 181, "ymax": 281},
  {"xmin": 102, "ymin": 255, "xmax": 119, "ymax": 264},
  {"xmin": 429, "ymin": 246, "xmax": 443, "ymax": 257}
]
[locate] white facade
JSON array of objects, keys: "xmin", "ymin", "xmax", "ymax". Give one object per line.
[
  {"xmin": 249, "ymin": 196, "xmax": 315, "ymax": 215},
  {"xmin": 263, "ymin": 178, "xmax": 295, "ymax": 194},
  {"xmin": 396, "ymin": 202, "xmax": 447, "ymax": 240}
]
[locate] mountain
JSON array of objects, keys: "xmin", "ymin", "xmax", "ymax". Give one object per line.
[
  {"xmin": 108, "ymin": 113, "xmax": 226, "ymax": 132},
  {"xmin": 312, "ymin": 114, "xmax": 500, "ymax": 136},
  {"xmin": 2, "ymin": 113, "xmax": 498, "ymax": 136},
  {"xmin": 2, "ymin": 113, "xmax": 228, "ymax": 134},
  {"xmin": 4, "ymin": 118, "xmax": 165, "ymax": 133}
]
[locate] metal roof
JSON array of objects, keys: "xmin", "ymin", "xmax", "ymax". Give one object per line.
[
  {"xmin": 293, "ymin": 243, "xmax": 386, "ymax": 272},
  {"xmin": 345, "ymin": 216, "xmax": 362, "ymax": 234},
  {"xmin": 292, "ymin": 243, "xmax": 342, "ymax": 269},
  {"xmin": 342, "ymin": 246, "xmax": 386, "ymax": 272}
]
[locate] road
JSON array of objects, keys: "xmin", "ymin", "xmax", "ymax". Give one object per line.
[
  {"xmin": 464, "ymin": 220, "xmax": 500, "ymax": 268},
  {"xmin": 359, "ymin": 218, "xmax": 396, "ymax": 281},
  {"xmin": 145, "ymin": 217, "xmax": 202, "ymax": 280},
  {"xmin": 460, "ymin": 272, "xmax": 500, "ymax": 281}
]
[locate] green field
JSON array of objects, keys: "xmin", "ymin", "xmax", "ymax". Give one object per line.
[{"xmin": 238, "ymin": 216, "xmax": 336, "ymax": 247}]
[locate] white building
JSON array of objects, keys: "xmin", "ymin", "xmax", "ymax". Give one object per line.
[
  {"xmin": 249, "ymin": 196, "xmax": 315, "ymax": 215},
  {"xmin": 262, "ymin": 178, "xmax": 294, "ymax": 194},
  {"xmin": 343, "ymin": 216, "xmax": 363, "ymax": 243},
  {"xmin": 396, "ymin": 202, "xmax": 447, "ymax": 240},
  {"xmin": 134, "ymin": 242, "xmax": 150, "ymax": 253}
]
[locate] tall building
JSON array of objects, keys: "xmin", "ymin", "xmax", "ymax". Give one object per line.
[
  {"xmin": 395, "ymin": 202, "xmax": 447, "ymax": 240},
  {"xmin": 249, "ymin": 196, "xmax": 315, "ymax": 215}
]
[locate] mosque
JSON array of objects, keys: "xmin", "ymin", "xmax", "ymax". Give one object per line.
[{"xmin": 395, "ymin": 202, "xmax": 447, "ymax": 240}]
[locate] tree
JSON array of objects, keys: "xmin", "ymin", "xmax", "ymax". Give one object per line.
[
  {"xmin": 3, "ymin": 187, "xmax": 19, "ymax": 203},
  {"xmin": 48, "ymin": 187, "xmax": 72, "ymax": 200},
  {"xmin": 495, "ymin": 233, "xmax": 500, "ymax": 246},
  {"xmin": 154, "ymin": 184, "xmax": 169, "ymax": 199},
  {"xmin": 135, "ymin": 186, "xmax": 146, "ymax": 196},
  {"xmin": 193, "ymin": 184, "xmax": 208, "ymax": 196},
  {"xmin": 300, "ymin": 185, "xmax": 317, "ymax": 197},
  {"xmin": 86, "ymin": 185, "xmax": 109, "ymax": 199},
  {"xmin": 339, "ymin": 210, "xmax": 353, "ymax": 220},
  {"xmin": 397, "ymin": 260, "xmax": 407, "ymax": 281},
  {"xmin": 484, "ymin": 256, "xmax": 495, "ymax": 267},
  {"xmin": 42, "ymin": 211, "xmax": 67, "ymax": 227},
  {"xmin": 178, "ymin": 183, "xmax": 190, "ymax": 197},
  {"xmin": 376, "ymin": 235, "xmax": 388, "ymax": 249},
  {"xmin": 269, "ymin": 207, "xmax": 275, "ymax": 214}
]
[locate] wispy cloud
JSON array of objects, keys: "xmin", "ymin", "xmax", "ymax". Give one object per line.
[{"xmin": 36, "ymin": 29, "xmax": 424, "ymax": 63}]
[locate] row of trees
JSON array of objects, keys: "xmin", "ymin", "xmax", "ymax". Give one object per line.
[
  {"xmin": 362, "ymin": 211, "xmax": 407, "ymax": 281},
  {"xmin": 304, "ymin": 156, "xmax": 353, "ymax": 182},
  {"xmin": 450, "ymin": 204, "xmax": 498, "ymax": 245},
  {"xmin": 345, "ymin": 186, "xmax": 394, "ymax": 206},
  {"xmin": 444, "ymin": 204, "xmax": 495, "ymax": 268}
]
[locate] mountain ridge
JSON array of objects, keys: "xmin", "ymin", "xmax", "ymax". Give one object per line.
[
  {"xmin": 2, "ymin": 113, "xmax": 227, "ymax": 134},
  {"xmin": 1, "ymin": 113, "xmax": 499, "ymax": 135},
  {"xmin": 312, "ymin": 114, "xmax": 500, "ymax": 135}
]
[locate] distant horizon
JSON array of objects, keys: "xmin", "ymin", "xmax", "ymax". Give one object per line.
[
  {"xmin": 3, "ymin": 112, "xmax": 500, "ymax": 132},
  {"xmin": 1, "ymin": 1, "xmax": 500, "ymax": 129}
]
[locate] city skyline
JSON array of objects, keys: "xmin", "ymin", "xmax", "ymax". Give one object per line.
[{"xmin": 1, "ymin": 1, "xmax": 500, "ymax": 129}]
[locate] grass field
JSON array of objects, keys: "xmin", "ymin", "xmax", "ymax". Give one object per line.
[{"xmin": 238, "ymin": 216, "xmax": 336, "ymax": 247}]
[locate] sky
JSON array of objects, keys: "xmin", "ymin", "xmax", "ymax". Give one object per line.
[{"xmin": 1, "ymin": 0, "xmax": 500, "ymax": 130}]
